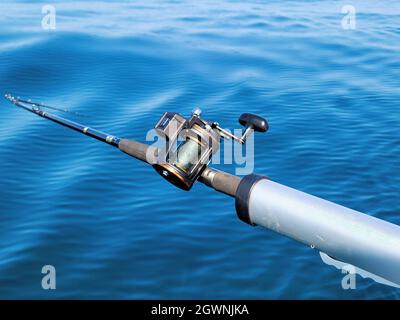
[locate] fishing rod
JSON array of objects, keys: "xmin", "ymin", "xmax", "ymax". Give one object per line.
[{"xmin": 5, "ymin": 93, "xmax": 400, "ymax": 288}]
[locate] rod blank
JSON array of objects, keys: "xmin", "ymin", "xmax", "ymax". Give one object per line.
[{"xmin": 5, "ymin": 94, "xmax": 120, "ymax": 147}]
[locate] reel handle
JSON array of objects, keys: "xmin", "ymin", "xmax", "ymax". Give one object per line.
[{"xmin": 239, "ymin": 113, "xmax": 268, "ymax": 133}]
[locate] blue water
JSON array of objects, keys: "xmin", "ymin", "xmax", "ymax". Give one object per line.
[{"xmin": 0, "ymin": 0, "xmax": 399, "ymax": 299}]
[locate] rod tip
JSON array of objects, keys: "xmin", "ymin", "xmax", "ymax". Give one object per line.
[{"xmin": 4, "ymin": 94, "xmax": 16, "ymax": 103}]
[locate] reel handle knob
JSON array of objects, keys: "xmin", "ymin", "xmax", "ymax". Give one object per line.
[{"xmin": 239, "ymin": 113, "xmax": 268, "ymax": 132}]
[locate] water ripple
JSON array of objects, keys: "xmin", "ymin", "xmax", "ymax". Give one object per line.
[{"xmin": 0, "ymin": 0, "xmax": 399, "ymax": 299}]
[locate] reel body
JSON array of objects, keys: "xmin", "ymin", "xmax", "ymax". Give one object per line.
[
  {"xmin": 152, "ymin": 110, "xmax": 220, "ymax": 190},
  {"xmin": 152, "ymin": 109, "xmax": 267, "ymax": 190}
]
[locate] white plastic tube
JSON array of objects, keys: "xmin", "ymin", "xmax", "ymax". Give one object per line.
[{"xmin": 248, "ymin": 179, "xmax": 400, "ymax": 286}]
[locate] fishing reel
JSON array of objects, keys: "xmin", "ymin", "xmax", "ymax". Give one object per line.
[{"xmin": 153, "ymin": 108, "xmax": 268, "ymax": 190}]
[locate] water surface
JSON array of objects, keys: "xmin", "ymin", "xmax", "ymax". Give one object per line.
[{"xmin": 0, "ymin": 0, "xmax": 399, "ymax": 299}]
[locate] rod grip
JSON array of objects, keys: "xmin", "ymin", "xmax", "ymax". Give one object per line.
[
  {"xmin": 118, "ymin": 139, "xmax": 157, "ymax": 164},
  {"xmin": 199, "ymin": 168, "xmax": 241, "ymax": 197}
]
